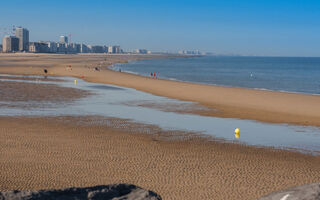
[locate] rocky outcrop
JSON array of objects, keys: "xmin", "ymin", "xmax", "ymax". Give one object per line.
[
  {"xmin": 258, "ymin": 182, "xmax": 320, "ymax": 200},
  {"xmin": 0, "ymin": 184, "xmax": 161, "ymax": 200}
]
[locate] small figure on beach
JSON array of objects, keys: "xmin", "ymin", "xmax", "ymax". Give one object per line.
[
  {"xmin": 150, "ymin": 72, "xmax": 153, "ymax": 78},
  {"xmin": 153, "ymin": 72, "xmax": 156, "ymax": 78},
  {"xmin": 43, "ymin": 68, "xmax": 48, "ymax": 79}
]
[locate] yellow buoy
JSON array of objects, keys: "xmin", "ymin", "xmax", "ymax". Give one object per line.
[
  {"xmin": 234, "ymin": 128, "xmax": 240, "ymax": 138},
  {"xmin": 74, "ymin": 79, "xmax": 77, "ymax": 85}
]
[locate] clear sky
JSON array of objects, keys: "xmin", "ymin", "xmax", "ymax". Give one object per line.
[{"xmin": 0, "ymin": 0, "xmax": 319, "ymax": 56}]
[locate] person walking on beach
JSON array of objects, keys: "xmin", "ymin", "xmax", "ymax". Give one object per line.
[
  {"xmin": 150, "ymin": 72, "xmax": 153, "ymax": 78},
  {"xmin": 153, "ymin": 72, "xmax": 156, "ymax": 79}
]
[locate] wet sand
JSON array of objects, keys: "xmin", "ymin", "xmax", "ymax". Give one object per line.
[
  {"xmin": 0, "ymin": 53, "xmax": 320, "ymax": 126},
  {"xmin": 0, "ymin": 116, "xmax": 320, "ymax": 200},
  {"xmin": 0, "ymin": 80, "xmax": 89, "ymax": 103}
]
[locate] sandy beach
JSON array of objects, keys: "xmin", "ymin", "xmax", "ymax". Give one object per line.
[
  {"xmin": 0, "ymin": 53, "xmax": 320, "ymax": 200},
  {"xmin": 1, "ymin": 116, "xmax": 320, "ymax": 200},
  {"xmin": 0, "ymin": 53, "xmax": 319, "ymax": 126}
]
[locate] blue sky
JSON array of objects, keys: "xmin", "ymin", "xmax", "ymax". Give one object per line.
[{"xmin": 0, "ymin": 0, "xmax": 320, "ymax": 56}]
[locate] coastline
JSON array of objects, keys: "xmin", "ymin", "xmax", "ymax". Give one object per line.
[
  {"xmin": 0, "ymin": 53, "xmax": 320, "ymax": 127},
  {"xmin": 0, "ymin": 53, "xmax": 320, "ymax": 200}
]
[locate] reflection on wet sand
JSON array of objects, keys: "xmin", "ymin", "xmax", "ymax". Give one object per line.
[{"xmin": 1, "ymin": 74, "xmax": 320, "ymax": 154}]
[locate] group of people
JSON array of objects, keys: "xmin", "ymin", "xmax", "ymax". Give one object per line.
[{"xmin": 150, "ymin": 72, "xmax": 157, "ymax": 78}]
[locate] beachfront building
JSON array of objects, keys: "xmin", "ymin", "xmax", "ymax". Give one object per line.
[
  {"xmin": 134, "ymin": 49, "xmax": 148, "ymax": 54},
  {"xmin": 15, "ymin": 27, "xmax": 29, "ymax": 52},
  {"xmin": 91, "ymin": 45, "xmax": 104, "ymax": 53},
  {"xmin": 2, "ymin": 35, "xmax": 19, "ymax": 52},
  {"xmin": 29, "ymin": 42, "xmax": 49, "ymax": 53},
  {"xmin": 178, "ymin": 50, "xmax": 203, "ymax": 55},
  {"xmin": 108, "ymin": 45, "xmax": 121, "ymax": 54},
  {"xmin": 80, "ymin": 43, "xmax": 89, "ymax": 53},
  {"xmin": 57, "ymin": 42, "xmax": 67, "ymax": 53},
  {"xmin": 45, "ymin": 41, "xmax": 58, "ymax": 53},
  {"xmin": 71, "ymin": 43, "xmax": 81, "ymax": 53},
  {"xmin": 59, "ymin": 35, "xmax": 68, "ymax": 44}
]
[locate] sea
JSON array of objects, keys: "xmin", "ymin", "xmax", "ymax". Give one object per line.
[{"xmin": 111, "ymin": 56, "xmax": 320, "ymax": 95}]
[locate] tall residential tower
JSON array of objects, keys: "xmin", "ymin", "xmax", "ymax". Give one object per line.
[{"xmin": 15, "ymin": 27, "xmax": 29, "ymax": 52}]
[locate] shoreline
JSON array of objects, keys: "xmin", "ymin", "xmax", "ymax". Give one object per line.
[
  {"xmin": 0, "ymin": 53, "xmax": 320, "ymax": 127},
  {"xmin": 109, "ymin": 63, "xmax": 320, "ymax": 97}
]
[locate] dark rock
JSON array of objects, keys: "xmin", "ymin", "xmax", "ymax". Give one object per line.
[
  {"xmin": 258, "ymin": 182, "xmax": 320, "ymax": 200},
  {"xmin": 0, "ymin": 184, "xmax": 161, "ymax": 200}
]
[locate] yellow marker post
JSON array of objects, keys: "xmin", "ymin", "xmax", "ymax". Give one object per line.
[
  {"xmin": 74, "ymin": 79, "xmax": 77, "ymax": 85},
  {"xmin": 234, "ymin": 128, "xmax": 240, "ymax": 139}
]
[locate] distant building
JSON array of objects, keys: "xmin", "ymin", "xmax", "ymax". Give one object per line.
[
  {"xmin": 87, "ymin": 45, "xmax": 92, "ymax": 53},
  {"xmin": 178, "ymin": 50, "xmax": 202, "ymax": 55},
  {"xmin": 135, "ymin": 49, "xmax": 148, "ymax": 54},
  {"xmin": 108, "ymin": 45, "xmax": 121, "ymax": 54},
  {"xmin": 103, "ymin": 45, "xmax": 108, "ymax": 53},
  {"xmin": 57, "ymin": 42, "xmax": 67, "ymax": 53},
  {"xmin": 15, "ymin": 27, "xmax": 29, "ymax": 52},
  {"xmin": 71, "ymin": 43, "xmax": 81, "ymax": 53},
  {"xmin": 91, "ymin": 45, "xmax": 104, "ymax": 53},
  {"xmin": 67, "ymin": 43, "xmax": 75, "ymax": 53},
  {"xmin": 45, "ymin": 41, "xmax": 58, "ymax": 53},
  {"xmin": 29, "ymin": 42, "xmax": 49, "ymax": 53},
  {"xmin": 80, "ymin": 43, "xmax": 89, "ymax": 53},
  {"xmin": 2, "ymin": 35, "xmax": 19, "ymax": 52},
  {"xmin": 59, "ymin": 36, "xmax": 68, "ymax": 44}
]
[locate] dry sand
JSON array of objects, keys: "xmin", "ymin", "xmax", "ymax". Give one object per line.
[
  {"xmin": 1, "ymin": 116, "xmax": 320, "ymax": 200},
  {"xmin": 0, "ymin": 53, "xmax": 320, "ymax": 126}
]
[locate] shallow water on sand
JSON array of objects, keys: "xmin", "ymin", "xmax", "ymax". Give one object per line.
[{"xmin": 1, "ymin": 74, "xmax": 320, "ymax": 154}]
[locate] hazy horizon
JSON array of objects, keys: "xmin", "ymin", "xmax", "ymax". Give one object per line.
[{"xmin": 1, "ymin": 0, "xmax": 320, "ymax": 56}]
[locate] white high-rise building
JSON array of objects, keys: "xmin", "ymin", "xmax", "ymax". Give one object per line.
[{"xmin": 59, "ymin": 36, "xmax": 68, "ymax": 44}]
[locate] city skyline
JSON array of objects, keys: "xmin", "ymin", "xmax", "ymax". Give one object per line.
[
  {"xmin": 0, "ymin": 26, "xmax": 202, "ymax": 55},
  {"xmin": 1, "ymin": 26, "xmax": 162, "ymax": 54},
  {"xmin": 1, "ymin": 0, "xmax": 320, "ymax": 56}
]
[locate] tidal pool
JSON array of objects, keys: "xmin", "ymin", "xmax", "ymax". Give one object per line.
[{"xmin": 1, "ymin": 74, "xmax": 319, "ymax": 154}]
